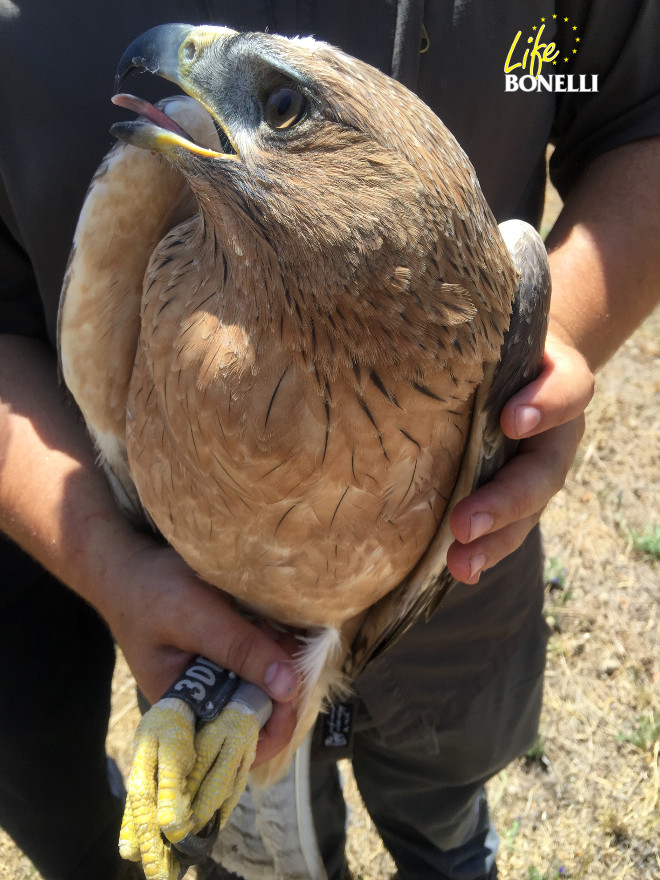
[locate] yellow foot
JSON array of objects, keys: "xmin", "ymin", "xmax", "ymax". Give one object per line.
[
  {"xmin": 187, "ymin": 702, "xmax": 260, "ymax": 832},
  {"xmin": 119, "ymin": 698, "xmax": 196, "ymax": 880},
  {"xmin": 119, "ymin": 685, "xmax": 270, "ymax": 880}
]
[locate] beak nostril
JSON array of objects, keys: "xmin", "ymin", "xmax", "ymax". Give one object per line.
[{"xmin": 182, "ymin": 39, "xmax": 197, "ymax": 65}]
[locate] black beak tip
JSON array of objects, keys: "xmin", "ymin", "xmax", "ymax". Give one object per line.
[
  {"xmin": 113, "ymin": 59, "xmax": 146, "ymax": 95},
  {"xmin": 113, "ymin": 22, "xmax": 194, "ymax": 94}
]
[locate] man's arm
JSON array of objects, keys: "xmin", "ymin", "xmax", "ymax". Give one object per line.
[
  {"xmin": 0, "ymin": 333, "xmax": 300, "ymax": 762},
  {"xmin": 448, "ymin": 136, "xmax": 660, "ymax": 581}
]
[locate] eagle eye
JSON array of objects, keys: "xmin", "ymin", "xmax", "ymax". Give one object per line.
[{"xmin": 264, "ymin": 86, "xmax": 307, "ymax": 130}]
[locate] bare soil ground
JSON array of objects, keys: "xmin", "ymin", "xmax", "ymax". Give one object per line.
[{"xmin": 1, "ymin": 195, "xmax": 658, "ymax": 879}]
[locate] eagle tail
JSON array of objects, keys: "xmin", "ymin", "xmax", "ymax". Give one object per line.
[{"xmin": 250, "ymin": 625, "xmax": 346, "ymax": 787}]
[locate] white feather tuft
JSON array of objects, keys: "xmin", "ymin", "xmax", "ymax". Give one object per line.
[
  {"xmin": 251, "ymin": 625, "xmax": 348, "ymax": 787},
  {"xmin": 294, "ymin": 626, "xmax": 347, "ymax": 706}
]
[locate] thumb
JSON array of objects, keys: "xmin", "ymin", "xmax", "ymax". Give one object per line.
[{"xmin": 198, "ymin": 603, "xmax": 301, "ymax": 704}]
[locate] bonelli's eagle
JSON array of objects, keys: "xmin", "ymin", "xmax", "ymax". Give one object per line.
[{"xmin": 59, "ymin": 23, "xmax": 549, "ymax": 880}]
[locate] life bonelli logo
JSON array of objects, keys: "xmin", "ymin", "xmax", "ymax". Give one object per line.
[{"xmin": 504, "ymin": 14, "xmax": 597, "ymax": 93}]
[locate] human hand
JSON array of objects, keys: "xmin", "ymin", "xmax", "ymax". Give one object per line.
[
  {"xmin": 447, "ymin": 331, "xmax": 595, "ymax": 583},
  {"xmin": 99, "ymin": 538, "xmax": 301, "ymax": 765},
  {"xmin": 0, "ymin": 336, "xmax": 300, "ymax": 763},
  {"xmin": 102, "ymin": 539, "xmax": 302, "ymax": 878}
]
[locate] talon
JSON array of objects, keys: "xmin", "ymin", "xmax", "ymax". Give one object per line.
[
  {"xmin": 121, "ymin": 680, "xmax": 272, "ymax": 877},
  {"xmin": 170, "ymin": 811, "xmax": 222, "ymax": 868}
]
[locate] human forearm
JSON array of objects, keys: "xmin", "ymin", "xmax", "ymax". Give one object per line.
[
  {"xmin": 448, "ymin": 135, "xmax": 660, "ymax": 580},
  {"xmin": 546, "ymin": 135, "xmax": 660, "ymax": 371},
  {"xmin": 0, "ymin": 333, "xmax": 299, "ymax": 760},
  {"xmin": 0, "ymin": 333, "xmax": 135, "ymax": 604}
]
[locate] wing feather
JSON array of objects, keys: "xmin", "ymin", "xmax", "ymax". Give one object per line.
[
  {"xmin": 58, "ymin": 96, "xmax": 217, "ymax": 515},
  {"xmin": 345, "ymin": 220, "xmax": 551, "ymax": 677}
]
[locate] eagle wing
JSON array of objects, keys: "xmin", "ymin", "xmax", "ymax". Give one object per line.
[
  {"xmin": 58, "ymin": 95, "xmax": 216, "ymax": 516},
  {"xmin": 345, "ymin": 219, "xmax": 551, "ymax": 677}
]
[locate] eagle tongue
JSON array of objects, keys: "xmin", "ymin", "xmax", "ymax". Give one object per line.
[{"xmin": 111, "ymin": 93, "xmax": 194, "ymax": 141}]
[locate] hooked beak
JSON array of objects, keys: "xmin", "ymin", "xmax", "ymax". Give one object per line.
[{"xmin": 111, "ymin": 23, "xmax": 239, "ymax": 159}]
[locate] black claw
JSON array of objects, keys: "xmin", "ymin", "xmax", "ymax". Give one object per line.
[{"xmin": 171, "ymin": 810, "xmax": 222, "ymax": 876}]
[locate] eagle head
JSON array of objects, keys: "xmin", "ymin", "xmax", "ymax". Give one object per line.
[{"xmin": 112, "ymin": 23, "xmax": 515, "ymax": 375}]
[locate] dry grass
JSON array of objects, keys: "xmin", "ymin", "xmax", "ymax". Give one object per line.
[
  {"xmin": 486, "ymin": 310, "xmax": 660, "ymax": 880},
  {"xmin": 2, "ymin": 193, "xmax": 658, "ymax": 878}
]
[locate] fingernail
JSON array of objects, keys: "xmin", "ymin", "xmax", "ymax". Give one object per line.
[
  {"xmin": 264, "ymin": 662, "xmax": 299, "ymax": 700},
  {"xmin": 514, "ymin": 405, "xmax": 541, "ymax": 438},
  {"xmin": 469, "ymin": 553, "xmax": 486, "ymax": 580},
  {"xmin": 469, "ymin": 512, "xmax": 493, "ymax": 542}
]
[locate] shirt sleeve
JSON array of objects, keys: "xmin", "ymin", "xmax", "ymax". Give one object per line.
[
  {"xmin": 0, "ymin": 206, "xmax": 49, "ymax": 340},
  {"xmin": 550, "ymin": 0, "xmax": 660, "ymax": 198}
]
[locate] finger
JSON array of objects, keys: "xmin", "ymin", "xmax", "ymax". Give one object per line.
[
  {"xmin": 202, "ymin": 611, "xmax": 301, "ymax": 704},
  {"xmin": 450, "ymin": 417, "xmax": 584, "ymax": 546},
  {"xmin": 447, "ymin": 510, "xmax": 542, "ymax": 583},
  {"xmin": 155, "ymin": 576, "xmax": 303, "ymax": 706},
  {"xmin": 107, "ymin": 546, "xmax": 303, "ymax": 706},
  {"xmin": 500, "ymin": 341, "xmax": 594, "ymax": 440}
]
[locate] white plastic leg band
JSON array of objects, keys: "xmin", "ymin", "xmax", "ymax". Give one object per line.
[{"xmin": 228, "ymin": 681, "xmax": 273, "ymax": 728}]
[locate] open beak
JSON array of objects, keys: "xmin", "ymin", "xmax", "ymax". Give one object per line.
[{"xmin": 111, "ymin": 23, "xmax": 239, "ymax": 159}]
